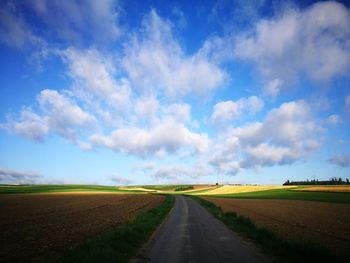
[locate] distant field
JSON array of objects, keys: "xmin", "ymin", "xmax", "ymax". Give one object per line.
[
  {"xmin": 202, "ymin": 188, "xmax": 350, "ymax": 204},
  {"xmin": 0, "ymin": 184, "xmax": 145, "ymax": 194},
  {"xmin": 293, "ymin": 185, "xmax": 350, "ymax": 193},
  {"xmin": 0, "ymin": 193, "xmax": 164, "ymax": 262},
  {"xmin": 205, "ymin": 197, "xmax": 350, "ymax": 259},
  {"xmin": 192, "ymin": 185, "xmax": 296, "ymax": 195}
]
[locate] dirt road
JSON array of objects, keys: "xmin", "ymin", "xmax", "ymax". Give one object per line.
[{"xmin": 139, "ymin": 196, "xmax": 264, "ymax": 263}]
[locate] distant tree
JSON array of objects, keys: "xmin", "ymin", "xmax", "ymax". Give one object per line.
[
  {"xmin": 283, "ymin": 180, "xmax": 290, "ymax": 186},
  {"xmin": 347, "ymin": 178, "xmax": 349, "ymax": 184}
]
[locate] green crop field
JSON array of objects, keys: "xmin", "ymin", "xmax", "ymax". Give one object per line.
[
  {"xmin": 0, "ymin": 184, "xmax": 145, "ymax": 194},
  {"xmin": 203, "ymin": 188, "xmax": 350, "ymax": 204}
]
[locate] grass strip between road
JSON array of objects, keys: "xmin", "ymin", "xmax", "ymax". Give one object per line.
[
  {"xmin": 55, "ymin": 194, "xmax": 175, "ymax": 263},
  {"xmin": 193, "ymin": 196, "xmax": 347, "ymax": 263}
]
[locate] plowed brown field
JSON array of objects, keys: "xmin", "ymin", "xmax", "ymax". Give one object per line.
[
  {"xmin": 205, "ymin": 197, "xmax": 350, "ymax": 258},
  {"xmin": 0, "ymin": 193, "xmax": 164, "ymax": 262}
]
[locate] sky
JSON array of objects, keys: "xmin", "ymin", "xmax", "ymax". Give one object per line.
[{"xmin": 0, "ymin": 0, "xmax": 350, "ymax": 186}]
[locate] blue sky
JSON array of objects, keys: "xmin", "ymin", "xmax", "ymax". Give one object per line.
[{"xmin": 1, "ymin": 0, "xmax": 350, "ymax": 186}]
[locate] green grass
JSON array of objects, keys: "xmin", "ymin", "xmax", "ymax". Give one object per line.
[
  {"xmin": 0, "ymin": 184, "xmax": 145, "ymax": 194},
  {"xmin": 193, "ymin": 196, "xmax": 347, "ymax": 263},
  {"xmin": 204, "ymin": 188, "xmax": 350, "ymax": 204},
  {"xmin": 56, "ymin": 195, "xmax": 175, "ymax": 263},
  {"xmin": 174, "ymin": 186, "xmax": 194, "ymax": 191}
]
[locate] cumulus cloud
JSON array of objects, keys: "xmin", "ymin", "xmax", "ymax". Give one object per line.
[
  {"xmin": 211, "ymin": 96, "xmax": 264, "ymax": 123},
  {"xmin": 10, "ymin": 89, "xmax": 96, "ymax": 142},
  {"xmin": 91, "ymin": 120, "xmax": 209, "ymax": 157},
  {"xmin": 208, "ymin": 100, "xmax": 320, "ymax": 174},
  {"xmin": 235, "ymin": 1, "xmax": 350, "ymax": 94},
  {"xmin": 0, "ymin": 168, "xmax": 42, "ymax": 184},
  {"xmin": 13, "ymin": 110, "xmax": 49, "ymax": 142},
  {"xmin": 135, "ymin": 96, "xmax": 159, "ymax": 121},
  {"xmin": 329, "ymin": 154, "xmax": 350, "ymax": 167},
  {"xmin": 123, "ymin": 10, "xmax": 226, "ymax": 98},
  {"xmin": 62, "ymin": 48, "xmax": 131, "ymax": 108}
]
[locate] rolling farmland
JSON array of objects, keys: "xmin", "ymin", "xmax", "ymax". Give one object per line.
[
  {"xmin": 0, "ymin": 193, "xmax": 164, "ymax": 262},
  {"xmin": 1, "ymin": 184, "xmax": 349, "ymax": 262}
]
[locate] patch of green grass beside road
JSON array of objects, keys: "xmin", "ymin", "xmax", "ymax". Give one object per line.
[
  {"xmin": 56, "ymin": 195, "xmax": 175, "ymax": 263},
  {"xmin": 204, "ymin": 188, "xmax": 350, "ymax": 204},
  {"xmin": 193, "ymin": 196, "xmax": 346, "ymax": 263}
]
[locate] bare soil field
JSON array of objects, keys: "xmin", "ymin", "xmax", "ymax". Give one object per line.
[
  {"xmin": 293, "ymin": 185, "xmax": 350, "ymax": 193},
  {"xmin": 0, "ymin": 193, "xmax": 164, "ymax": 262},
  {"xmin": 205, "ymin": 197, "xmax": 350, "ymax": 258}
]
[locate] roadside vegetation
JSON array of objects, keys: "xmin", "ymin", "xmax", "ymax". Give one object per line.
[
  {"xmin": 56, "ymin": 195, "xmax": 175, "ymax": 263},
  {"xmin": 193, "ymin": 196, "xmax": 347, "ymax": 263}
]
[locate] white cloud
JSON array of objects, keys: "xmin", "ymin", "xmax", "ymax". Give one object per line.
[
  {"xmin": 211, "ymin": 101, "xmax": 239, "ymax": 123},
  {"xmin": 162, "ymin": 103, "xmax": 191, "ymax": 124},
  {"xmin": 91, "ymin": 120, "xmax": 209, "ymax": 157},
  {"xmin": 0, "ymin": 168, "xmax": 42, "ymax": 184},
  {"xmin": 24, "ymin": 0, "xmax": 120, "ymax": 43},
  {"xmin": 38, "ymin": 89, "xmax": 96, "ymax": 138},
  {"xmin": 235, "ymin": 1, "xmax": 350, "ymax": 93},
  {"xmin": 326, "ymin": 114, "xmax": 340, "ymax": 125},
  {"xmin": 135, "ymin": 96, "xmax": 159, "ymax": 121},
  {"xmin": 211, "ymin": 96, "xmax": 264, "ymax": 123},
  {"xmin": 265, "ymin": 78, "xmax": 283, "ymax": 96},
  {"xmin": 13, "ymin": 110, "xmax": 49, "ymax": 142},
  {"xmin": 208, "ymin": 100, "xmax": 320, "ymax": 173},
  {"xmin": 123, "ymin": 10, "xmax": 226, "ymax": 98},
  {"xmin": 10, "ymin": 89, "xmax": 96, "ymax": 142},
  {"xmin": 62, "ymin": 48, "xmax": 131, "ymax": 108},
  {"xmin": 329, "ymin": 154, "xmax": 350, "ymax": 167},
  {"xmin": 243, "ymin": 143, "xmax": 301, "ymax": 166}
]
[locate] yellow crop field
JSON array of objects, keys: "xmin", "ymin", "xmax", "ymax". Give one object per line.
[
  {"xmin": 194, "ymin": 185, "xmax": 295, "ymax": 195},
  {"xmin": 293, "ymin": 185, "xmax": 350, "ymax": 193}
]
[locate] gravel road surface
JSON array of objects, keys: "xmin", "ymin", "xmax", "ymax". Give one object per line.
[{"xmin": 139, "ymin": 195, "xmax": 265, "ymax": 263}]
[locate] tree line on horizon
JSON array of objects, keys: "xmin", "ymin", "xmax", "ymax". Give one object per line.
[{"xmin": 283, "ymin": 177, "xmax": 350, "ymax": 186}]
